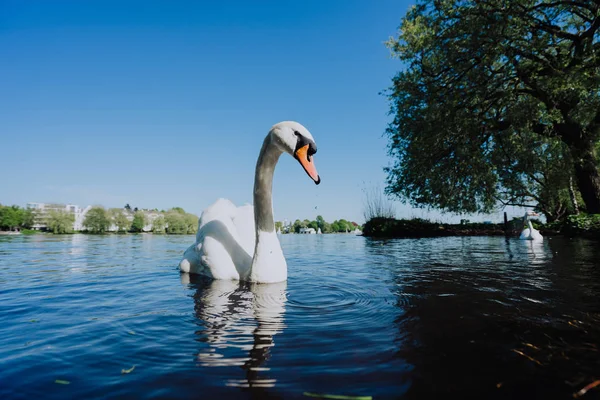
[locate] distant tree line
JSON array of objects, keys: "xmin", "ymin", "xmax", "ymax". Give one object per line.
[
  {"xmin": 0, "ymin": 203, "xmax": 199, "ymax": 235},
  {"xmin": 2, "ymin": 203, "xmax": 360, "ymax": 235},
  {"xmin": 81, "ymin": 205, "xmax": 198, "ymax": 235},
  {"xmin": 275, "ymin": 215, "xmax": 361, "ymax": 234}
]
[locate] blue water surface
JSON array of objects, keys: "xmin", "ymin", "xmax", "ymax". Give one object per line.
[{"xmin": 1, "ymin": 234, "xmax": 599, "ymax": 399}]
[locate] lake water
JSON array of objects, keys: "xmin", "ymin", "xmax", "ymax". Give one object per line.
[{"xmin": 1, "ymin": 234, "xmax": 599, "ymax": 399}]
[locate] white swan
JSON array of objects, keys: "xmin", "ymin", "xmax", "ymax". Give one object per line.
[
  {"xmin": 179, "ymin": 121, "xmax": 320, "ymax": 283},
  {"xmin": 519, "ymin": 211, "xmax": 543, "ymax": 241}
]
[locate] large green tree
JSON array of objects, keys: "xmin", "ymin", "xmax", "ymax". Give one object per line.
[
  {"xmin": 385, "ymin": 0, "xmax": 600, "ymax": 214},
  {"xmin": 109, "ymin": 208, "xmax": 131, "ymax": 233},
  {"xmin": 47, "ymin": 210, "xmax": 74, "ymax": 234},
  {"xmin": 165, "ymin": 211, "xmax": 187, "ymax": 234},
  {"xmin": 131, "ymin": 211, "xmax": 147, "ymax": 233},
  {"xmin": 0, "ymin": 205, "xmax": 33, "ymax": 231},
  {"xmin": 83, "ymin": 207, "xmax": 110, "ymax": 233},
  {"xmin": 0, "ymin": 205, "xmax": 22, "ymax": 231},
  {"xmin": 152, "ymin": 216, "xmax": 166, "ymax": 233}
]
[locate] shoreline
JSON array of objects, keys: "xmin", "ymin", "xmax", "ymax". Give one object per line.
[{"xmin": 361, "ymin": 217, "xmax": 598, "ymax": 240}]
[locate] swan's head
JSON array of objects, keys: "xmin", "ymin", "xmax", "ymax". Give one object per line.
[
  {"xmin": 524, "ymin": 211, "xmax": 539, "ymax": 219},
  {"xmin": 270, "ymin": 121, "xmax": 320, "ymax": 185}
]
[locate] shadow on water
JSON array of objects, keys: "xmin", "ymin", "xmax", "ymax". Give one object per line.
[
  {"xmin": 182, "ymin": 273, "xmax": 287, "ymax": 398},
  {"xmin": 365, "ymin": 237, "xmax": 600, "ymax": 399}
]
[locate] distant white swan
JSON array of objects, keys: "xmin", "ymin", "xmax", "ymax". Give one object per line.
[
  {"xmin": 179, "ymin": 121, "xmax": 320, "ymax": 283},
  {"xmin": 519, "ymin": 211, "xmax": 543, "ymax": 241}
]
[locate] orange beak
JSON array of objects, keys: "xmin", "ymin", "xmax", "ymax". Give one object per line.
[{"xmin": 294, "ymin": 144, "xmax": 320, "ymax": 185}]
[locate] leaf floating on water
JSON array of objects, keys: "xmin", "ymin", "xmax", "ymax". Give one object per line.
[
  {"xmin": 127, "ymin": 331, "xmax": 135, "ymax": 335},
  {"xmin": 30, "ymin": 319, "xmax": 39, "ymax": 323},
  {"xmin": 121, "ymin": 365, "xmax": 136, "ymax": 374},
  {"xmin": 512, "ymin": 349, "xmax": 543, "ymax": 366},
  {"xmin": 573, "ymin": 380, "xmax": 600, "ymax": 398},
  {"xmin": 303, "ymin": 392, "xmax": 372, "ymax": 400},
  {"xmin": 523, "ymin": 342, "xmax": 540, "ymax": 351},
  {"xmin": 54, "ymin": 380, "xmax": 70, "ymax": 385}
]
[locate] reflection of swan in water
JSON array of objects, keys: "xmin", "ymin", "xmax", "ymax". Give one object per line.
[
  {"xmin": 181, "ymin": 274, "xmax": 287, "ymax": 388},
  {"xmin": 524, "ymin": 238, "xmax": 546, "ymax": 260},
  {"xmin": 505, "ymin": 236, "xmax": 547, "ymax": 262}
]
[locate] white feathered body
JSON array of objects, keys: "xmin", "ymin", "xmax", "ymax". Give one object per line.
[
  {"xmin": 519, "ymin": 227, "xmax": 543, "ymax": 241},
  {"xmin": 179, "ymin": 199, "xmax": 256, "ymax": 280},
  {"xmin": 520, "ymin": 216, "xmax": 543, "ymax": 241}
]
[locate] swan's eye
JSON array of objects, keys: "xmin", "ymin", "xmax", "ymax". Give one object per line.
[{"xmin": 294, "ymin": 131, "xmax": 317, "ymax": 156}]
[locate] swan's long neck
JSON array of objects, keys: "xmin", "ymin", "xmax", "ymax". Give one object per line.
[
  {"xmin": 254, "ymin": 136, "xmax": 281, "ymax": 233},
  {"xmin": 248, "ymin": 135, "xmax": 287, "ymax": 283},
  {"xmin": 524, "ymin": 213, "xmax": 534, "ymax": 231}
]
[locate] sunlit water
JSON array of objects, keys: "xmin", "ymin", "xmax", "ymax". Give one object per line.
[{"xmin": 1, "ymin": 234, "xmax": 599, "ymax": 399}]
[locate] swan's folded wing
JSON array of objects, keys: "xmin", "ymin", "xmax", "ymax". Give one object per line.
[
  {"xmin": 181, "ymin": 198, "xmax": 253, "ymax": 279},
  {"xmin": 198, "ymin": 198, "xmax": 238, "ymax": 229}
]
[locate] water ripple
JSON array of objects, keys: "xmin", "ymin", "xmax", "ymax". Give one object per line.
[{"xmin": 1, "ymin": 234, "xmax": 599, "ymax": 399}]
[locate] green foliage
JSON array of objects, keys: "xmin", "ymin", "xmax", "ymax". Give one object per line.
[
  {"xmin": 540, "ymin": 212, "xmax": 600, "ymax": 237},
  {"xmin": 152, "ymin": 216, "xmax": 166, "ymax": 234},
  {"xmin": 165, "ymin": 212, "xmax": 186, "ymax": 234},
  {"xmin": 184, "ymin": 214, "xmax": 198, "ymax": 234},
  {"xmin": 281, "ymin": 216, "xmax": 358, "ymax": 234},
  {"xmin": 47, "ymin": 210, "xmax": 75, "ymax": 234},
  {"xmin": 131, "ymin": 211, "xmax": 147, "ymax": 233},
  {"xmin": 292, "ymin": 219, "xmax": 304, "ymax": 233},
  {"xmin": 567, "ymin": 214, "xmax": 600, "ymax": 231},
  {"xmin": 330, "ymin": 219, "xmax": 355, "ymax": 233},
  {"xmin": 21, "ymin": 208, "xmax": 34, "ymax": 228},
  {"xmin": 315, "ymin": 215, "xmax": 325, "ymax": 230},
  {"xmin": 164, "ymin": 211, "xmax": 197, "ymax": 234},
  {"xmin": 83, "ymin": 207, "xmax": 110, "ymax": 234},
  {"xmin": 385, "ymin": 0, "xmax": 600, "ymax": 214},
  {"xmin": 0, "ymin": 205, "xmax": 34, "ymax": 231},
  {"xmin": 275, "ymin": 221, "xmax": 283, "ymax": 232},
  {"xmin": 0, "ymin": 205, "xmax": 21, "ymax": 230},
  {"xmin": 109, "ymin": 209, "xmax": 131, "ymax": 233}
]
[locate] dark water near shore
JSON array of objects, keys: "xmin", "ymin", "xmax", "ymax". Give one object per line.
[{"xmin": 1, "ymin": 234, "xmax": 599, "ymax": 399}]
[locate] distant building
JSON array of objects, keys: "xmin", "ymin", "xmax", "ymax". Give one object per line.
[
  {"xmin": 299, "ymin": 227, "xmax": 316, "ymax": 234},
  {"xmin": 26, "ymin": 202, "xmax": 91, "ymax": 231}
]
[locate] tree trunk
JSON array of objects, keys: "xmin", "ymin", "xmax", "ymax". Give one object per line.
[
  {"xmin": 559, "ymin": 124, "xmax": 600, "ymax": 214},
  {"xmin": 572, "ymin": 148, "xmax": 600, "ymax": 214},
  {"xmin": 568, "ymin": 176, "xmax": 579, "ymax": 215}
]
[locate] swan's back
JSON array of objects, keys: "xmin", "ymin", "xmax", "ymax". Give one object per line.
[
  {"xmin": 520, "ymin": 227, "xmax": 543, "ymax": 241},
  {"xmin": 180, "ymin": 199, "xmax": 255, "ymax": 279}
]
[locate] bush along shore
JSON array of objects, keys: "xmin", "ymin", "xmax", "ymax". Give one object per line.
[{"xmin": 362, "ymin": 215, "xmax": 600, "ymax": 239}]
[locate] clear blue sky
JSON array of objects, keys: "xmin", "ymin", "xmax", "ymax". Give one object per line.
[{"xmin": 1, "ymin": 0, "xmax": 518, "ymax": 224}]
